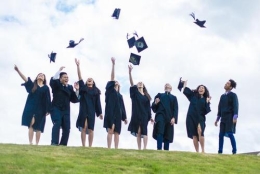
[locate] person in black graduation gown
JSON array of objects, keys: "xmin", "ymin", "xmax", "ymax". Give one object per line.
[
  {"xmin": 152, "ymin": 83, "xmax": 178, "ymax": 150},
  {"xmin": 14, "ymin": 65, "xmax": 51, "ymax": 145},
  {"xmin": 128, "ymin": 65, "xmax": 153, "ymax": 150},
  {"xmin": 50, "ymin": 66, "xmax": 79, "ymax": 146},
  {"xmin": 182, "ymin": 80, "xmax": 211, "ymax": 153},
  {"xmin": 104, "ymin": 58, "xmax": 127, "ymax": 149},
  {"xmin": 75, "ymin": 58, "xmax": 103, "ymax": 147},
  {"xmin": 215, "ymin": 79, "xmax": 239, "ymax": 154}
]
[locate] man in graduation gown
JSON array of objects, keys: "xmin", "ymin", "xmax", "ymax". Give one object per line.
[
  {"xmin": 152, "ymin": 83, "xmax": 178, "ymax": 150},
  {"xmin": 215, "ymin": 79, "xmax": 239, "ymax": 154},
  {"xmin": 50, "ymin": 66, "xmax": 79, "ymax": 146}
]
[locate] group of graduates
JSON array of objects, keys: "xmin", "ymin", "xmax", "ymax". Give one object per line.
[{"xmin": 14, "ymin": 57, "xmax": 239, "ymax": 154}]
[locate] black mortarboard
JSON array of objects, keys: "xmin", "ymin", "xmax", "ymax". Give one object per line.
[
  {"xmin": 135, "ymin": 37, "xmax": 148, "ymax": 53},
  {"xmin": 127, "ymin": 36, "xmax": 136, "ymax": 48},
  {"xmin": 67, "ymin": 38, "xmax": 84, "ymax": 48},
  {"xmin": 177, "ymin": 77, "xmax": 184, "ymax": 91},
  {"xmin": 129, "ymin": 53, "xmax": 141, "ymax": 65},
  {"xmin": 190, "ymin": 12, "xmax": 206, "ymax": 28},
  {"xmin": 48, "ymin": 52, "xmax": 56, "ymax": 63},
  {"xmin": 112, "ymin": 8, "xmax": 121, "ymax": 19}
]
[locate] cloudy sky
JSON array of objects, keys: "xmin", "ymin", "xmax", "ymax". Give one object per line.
[{"xmin": 1, "ymin": 0, "xmax": 259, "ymax": 154}]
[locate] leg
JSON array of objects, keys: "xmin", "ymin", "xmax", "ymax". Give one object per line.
[
  {"xmin": 143, "ymin": 135, "xmax": 148, "ymax": 150},
  {"xmin": 137, "ymin": 127, "xmax": 142, "ymax": 150},
  {"xmin": 51, "ymin": 108, "xmax": 62, "ymax": 145},
  {"xmin": 218, "ymin": 132, "xmax": 225, "ymax": 154},
  {"xmin": 163, "ymin": 139, "xmax": 170, "ymax": 150},
  {"xmin": 35, "ymin": 131, "xmax": 41, "ymax": 145},
  {"xmin": 157, "ymin": 134, "xmax": 163, "ymax": 150},
  {"xmin": 81, "ymin": 119, "xmax": 88, "ymax": 147},
  {"xmin": 107, "ymin": 124, "xmax": 115, "ymax": 149},
  {"xmin": 227, "ymin": 132, "xmax": 237, "ymax": 154},
  {"xmin": 156, "ymin": 119, "xmax": 164, "ymax": 150},
  {"xmin": 28, "ymin": 116, "xmax": 35, "ymax": 145},
  {"xmin": 114, "ymin": 132, "xmax": 119, "ymax": 149},
  {"xmin": 59, "ymin": 113, "xmax": 70, "ymax": 146},
  {"xmin": 197, "ymin": 127, "xmax": 205, "ymax": 153},
  {"xmin": 88, "ymin": 129, "xmax": 94, "ymax": 147},
  {"xmin": 193, "ymin": 136, "xmax": 199, "ymax": 152}
]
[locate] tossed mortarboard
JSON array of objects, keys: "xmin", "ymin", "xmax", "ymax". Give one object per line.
[
  {"xmin": 67, "ymin": 38, "xmax": 84, "ymax": 48},
  {"xmin": 48, "ymin": 52, "xmax": 56, "ymax": 63},
  {"xmin": 190, "ymin": 12, "xmax": 206, "ymax": 28},
  {"xmin": 126, "ymin": 33, "xmax": 136, "ymax": 48},
  {"xmin": 112, "ymin": 8, "xmax": 121, "ymax": 19},
  {"xmin": 129, "ymin": 53, "xmax": 141, "ymax": 65},
  {"xmin": 135, "ymin": 37, "xmax": 148, "ymax": 53},
  {"xmin": 177, "ymin": 77, "xmax": 184, "ymax": 91}
]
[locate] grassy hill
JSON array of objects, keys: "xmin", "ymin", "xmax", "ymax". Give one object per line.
[{"xmin": 0, "ymin": 144, "xmax": 259, "ymax": 174}]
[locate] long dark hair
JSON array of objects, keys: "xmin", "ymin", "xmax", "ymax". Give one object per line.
[
  {"xmin": 85, "ymin": 80, "xmax": 101, "ymax": 94},
  {"xmin": 143, "ymin": 84, "xmax": 151, "ymax": 101},
  {"xmin": 193, "ymin": 85, "xmax": 210, "ymax": 98},
  {"xmin": 32, "ymin": 73, "xmax": 46, "ymax": 93}
]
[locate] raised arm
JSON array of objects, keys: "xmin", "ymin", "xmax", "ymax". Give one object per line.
[
  {"xmin": 14, "ymin": 65, "xmax": 27, "ymax": 82},
  {"xmin": 128, "ymin": 65, "xmax": 134, "ymax": 86},
  {"xmin": 53, "ymin": 66, "xmax": 65, "ymax": 79},
  {"xmin": 75, "ymin": 58, "xmax": 82, "ymax": 80},
  {"xmin": 111, "ymin": 57, "xmax": 115, "ymax": 81}
]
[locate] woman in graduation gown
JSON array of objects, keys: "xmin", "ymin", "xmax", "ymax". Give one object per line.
[
  {"xmin": 127, "ymin": 65, "xmax": 153, "ymax": 150},
  {"xmin": 103, "ymin": 57, "xmax": 127, "ymax": 149},
  {"xmin": 14, "ymin": 65, "xmax": 51, "ymax": 145},
  {"xmin": 75, "ymin": 59, "xmax": 103, "ymax": 147},
  {"xmin": 182, "ymin": 80, "xmax": 211, "ymax": 153}
]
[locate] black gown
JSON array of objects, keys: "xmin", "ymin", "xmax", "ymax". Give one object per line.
[
  {"xmin": 76, "ymin": 80, "xmax": 102, "ymax": 132},
  {"xmin": 183, "ymin": 87, "xmax": 211, "ymax": 139},
  {"xmin": 217, "ymin": 92, "xmax": 238, "ymax": 133},
  {"xmin": 21, "ymin": 77, "xmax": 51, "ymax": 132},
  {"xmin": 103, "ymin": 81, "xmax": 127, "ymax": 134},
  {"xmin": 128, "ymin": 85, "xmax": 151, "ymax": 137},
  {"xmin": 151, "ymin": 92, "xmax": 178, "ymax": 143}
]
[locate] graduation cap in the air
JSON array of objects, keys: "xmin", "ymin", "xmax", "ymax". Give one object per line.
[
  {"xmin": 177, "ymin": 77, "xmax": 184, "ymax": 91},
  {"xmin": 127, "ymin": 33, "xmax": 136, "ymax": 48},
  {"xmin": 135, "ymin": 37, "xmax": 148, "ymax": 53},
  {"xmin": 67, "ymin": 38, "xmax": 84, "ymax": 48},
  {"xmin": 112, "ymin": 8, "xmax": 121, "ymax": 19},
  {"xmin": 129, "ymin": 53, "xmax": 141, "ymax": 65},
  {"xmin": 48, "ymin": 52, "xmax": 56, "ymax": 63},
  {"xmin": 190, "ymin": 12, "xmax": 206, "ymax": 28}
]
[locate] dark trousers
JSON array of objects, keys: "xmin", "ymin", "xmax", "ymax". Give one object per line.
[
  {"xmin": 156, "ymin": 118, "xmax": 170, "ymax": 150},
  {"xmin": 218, "ymin": 132, "xmax": 237, "ymax": 154},
  {"xmin": 51, "ymin": 107, "xmax": 70, "ymax": 146}
]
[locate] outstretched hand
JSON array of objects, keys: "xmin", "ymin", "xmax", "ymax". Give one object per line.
[
  {"xmin": 74, "ymin": 82, "xmax": 79, "ymax": 90},
  {"xmin": 14, "ymin": 64, "xmax": 19, "ymax": 71},
  {"xmin": 128, "ymin": 65, "xmax": 133, "ymax": 73},
  {"xmin": 206, "ymin": 96, "xmax": 212, "ymax": 103},
  {"xmin": 170, "ymin": 118, "xmax": 175, "ymax": 125},
  {"xmin": 75, "ymin": 58, "xmax": 80, "ymax": 66},
  {"xmin": 59, "ymin": 66, "xmax": 65, "ymax": 71},
  {"xmin": 111, "ymin": 57, "xmax": 115, "ymax": 65}
]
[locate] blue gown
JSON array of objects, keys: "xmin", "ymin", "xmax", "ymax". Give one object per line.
[{"xmin": 21, "ymin": 77, "xmax": 51, "ymax": 132}]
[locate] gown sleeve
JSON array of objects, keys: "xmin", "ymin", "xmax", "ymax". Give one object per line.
[
  {"xmin": 151, "ymin": 93, "xmax": 160, "ymax": 113},
  {"xmin": 130, "ymin": 85, "xmax": 138, "ymax": 99},
  {"xmin": 21, "ymin": 77, "xmax": 33, "ymax": 93},
  {"xmin": 183, "ymin": 87, "xmax": 194, "ymax": 101},
  {"xmin": 120, "ymin": 95, "xmax": 127, "ymax": 121},
  {"xmin": 95, "ymin": 93, "xmax": 102, "ymax": 117}
]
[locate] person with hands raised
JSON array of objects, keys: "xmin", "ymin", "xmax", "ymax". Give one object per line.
[
  {"xmin": 151, "ymin": 83, "xmax": 178, "ymax": 150},
  {"xmin": 103, "ymin": 57, "xmax": 127, "ymax": 149},
  {"xmin": 75, "ymin": 58, "xmax": 103, "ymax": 147},
  {"xmin": 182, "ymin": 80, "xmax": 211, "ymax": 153},
  {"xmin": 127, "ymin": 65, "xmax": 153, "ymax": 150},
  {"xmin": 14, "ymin": 65, "xmax": 51, "ymax": 145},
  {"xmin": 49, "ymin": 66, "xmax": 79, "ymax": 146}
]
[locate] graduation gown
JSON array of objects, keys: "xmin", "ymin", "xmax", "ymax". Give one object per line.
[
  {"xmin": 151, "ymin": 92, "xmax": 178, "ymax": 143},
  {"xmin": 128, "ymin": 85, "xmax": 151, "ymax": 136},
  {"xmin": 76, "ymin": 80, "xmax": 102, "ymax": 131},
  {"xmin": 103, "ymin": 81, "xmax": 127, "ymax": 134},
  {"xmin": 217, "ymin": 92, "xmax": 238, "ymax": 133},
  {"xmin": 183, "ymin": 87, "xmax": 211, "ymax": 139},
  {"xmin": 21, "ymin": 77, "xmax": 51, "ymax": 132}
]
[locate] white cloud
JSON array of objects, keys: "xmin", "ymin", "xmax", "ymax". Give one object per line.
[{"xmin": 0, "ymin": 0, "xmax": 259, "ymax": 154}]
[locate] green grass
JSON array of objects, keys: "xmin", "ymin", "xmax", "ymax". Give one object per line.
[{"xmin": 0, "ymin": 144, "xmax": 259, "ymax": 174}]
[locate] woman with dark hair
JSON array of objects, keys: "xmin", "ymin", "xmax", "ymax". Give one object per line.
[
  {"xmin": 75, "ymin": 58, "xmax": 103, "ymax": 147},
  {"xmin": 182, "ymin": 80, "xmax": 211, "ymax": 153},
  {"xmin": 104, "ymin": 57, "xmax": 127, "ymax": 149},
  {"xmin": 14, "ymin": 65, "xmax": 51, "ymax": 145},
  {"xmin": 128, "ymin": 65, "xmax": 153, "ymax": 150}
]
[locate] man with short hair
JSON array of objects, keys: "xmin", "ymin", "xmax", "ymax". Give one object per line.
[
  {"xmin": 215, "ymin": 79, "xmax": 239, "ymax": 154},
  {"xmin": 50, "ymin": 66, "xmax": 79, "ymax": 146},
  {"xmin": 152, "ymin": 83, "xmax": 178, "ymax": 150}
]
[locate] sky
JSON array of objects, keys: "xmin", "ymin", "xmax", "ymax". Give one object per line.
[{"xmin": 0, "ymin": 0, "xmax": 259, "ymax": 154}]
